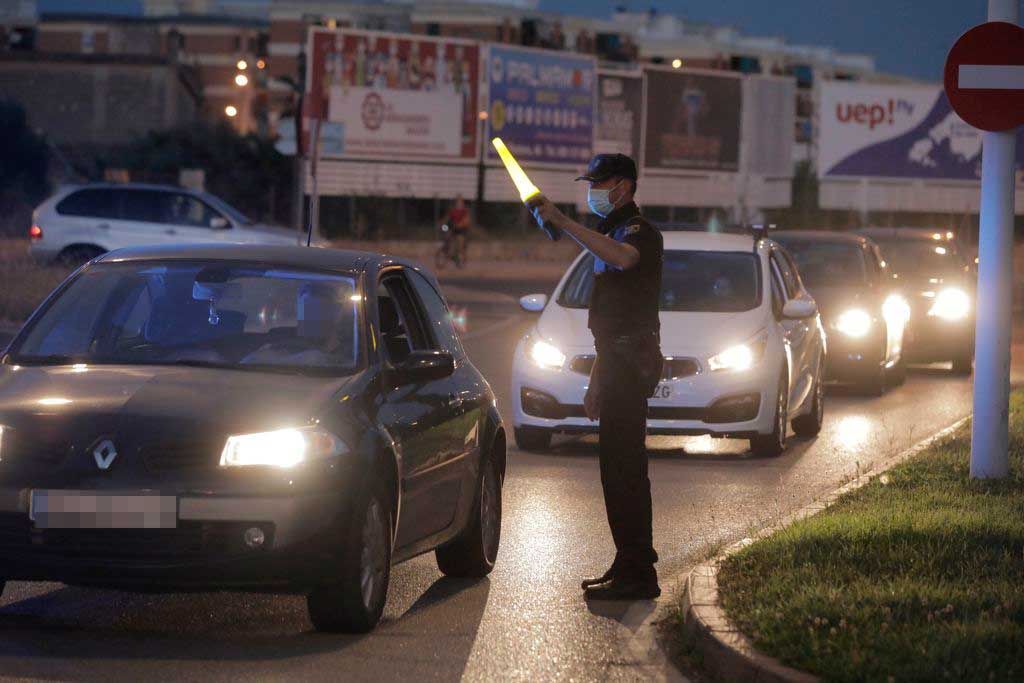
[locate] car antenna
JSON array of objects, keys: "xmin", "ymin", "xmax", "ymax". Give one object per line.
[{"xmin": 750, "ymin": 223, "xmax": 772, "ymax": 253}]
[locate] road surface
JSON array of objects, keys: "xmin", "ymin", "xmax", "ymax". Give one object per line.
[{"xmin": 0, "ymin": 281, "xmax": 1005, "ymax": 682}]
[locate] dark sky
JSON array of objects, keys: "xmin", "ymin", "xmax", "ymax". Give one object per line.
[
  {"xmin": 39, "ymin": 0, "xmax": 1014, "ymax": 82},
  {"xmin": 541, "ymin": 1, "xmax": 1003, "ymax": 81}
]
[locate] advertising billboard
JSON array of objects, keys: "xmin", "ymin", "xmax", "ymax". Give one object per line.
[
  {"xmin": 486, "ymin": 45, "xmax": 596, "ymax": 165},
  {"xmin": 642, "ymin": 69, "xmax": 742, "ymax": 172},
  {"xmin": 595, "ymin": 71, "xmax": 643, "ymax": 159},
  {"xmin": 818, "ymin": 81, "xmax": 1024, "ymax": 180},
  {"xmin": 306, "ymin": 28, "xmax": 480, "ymax": 161}
]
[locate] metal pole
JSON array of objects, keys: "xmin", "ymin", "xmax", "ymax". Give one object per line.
[{"xmin": 971, "ymin": 0, "xmax": 1019, "ymax": 479}]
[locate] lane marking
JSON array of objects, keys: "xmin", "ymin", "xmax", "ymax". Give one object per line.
[{"xmin": 959, "ymin": 64, "xmax": 1024, "ymax": 89}]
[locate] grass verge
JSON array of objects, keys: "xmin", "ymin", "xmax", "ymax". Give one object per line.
[
  {"xmin": 0, "ymin": 239, "xmax": 71, "ymax": 324},
  {"xmin": 713, "ymin": 392, "xmax": 1024, "ymax": 682}
]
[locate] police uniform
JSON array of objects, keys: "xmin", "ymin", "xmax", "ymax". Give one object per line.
[{"xmin": 577, "ymin": 155, "xmax": 664, "ymax": 595}]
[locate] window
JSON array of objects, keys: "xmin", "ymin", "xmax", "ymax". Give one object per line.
[
  {"xmin": 377, "ymin": 273, "xmax": 429, "ymax": 365},
  {"xmin": 770, "ymin": 250, "xmax": 799, "ymax": 298},
  {"xmin": 164, "ymin": 193, "xmax": 221, "ymax": 228},
  {"xmin": 775, "ymin": 240, "xmax": 866, "ymax": 289},
  {"xmin": 406, "ymin": 269, "xmax": 465, "ymax": 357},
  {"xmin": 116, "ymin": 190, "xmax": 165, "ymax": 223},
  {"xmin": 769, "ymin": 260, "xmax": 786, "ymax": 317},
  {"xmin": 56, "ymin": 189, "xmax": 118, "ymax": 219}
]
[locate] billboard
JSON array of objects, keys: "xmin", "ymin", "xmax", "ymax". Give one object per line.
[
  {"xmin": 643, "ymin": 69, "xmax": 742, "ymax": 172},
  {"xmin": 595, "ymin": 71, "xmax": 643, "ymax": 159},
  {"xmin": 306, "ymin": 28, "xmax": 480, "ymax": 161},
  {"xmin": 818, "ymin": 81, "xmax": 1024, "ymax": 181},
  {"xmin": 486, "ymin": 45, "xmax": 596, "ymax": 165}
]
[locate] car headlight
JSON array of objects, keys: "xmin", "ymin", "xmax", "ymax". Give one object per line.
[
  {"xmin": 708, "ymin": 331, "xmax": 768, "ymax": 372},
  {"xmin": 835, "ymin": 309, "xmax": 872, "ymax": 338},
  {"xmin": 220, "ymin": 426, "xmax": 347, "ymax": 468},
  {"xmin": 530, "ymin": 338, "xmax": 567, "ymax": 369},
  {"xmin": 929, "ymin": 288, "xmax": 970, "ymax": 321},
  {"xmin": 882, "ymin": 294, "xmax": 911, "ymax": 326}
]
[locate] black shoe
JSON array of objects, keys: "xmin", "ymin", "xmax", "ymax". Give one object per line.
[
  {"xmin": 581, "ymin": 567, "xmax": 616, "ymax": 590},
  {"xmin": 584, "ymin": 576, "xmax": 661, "ymax": 601}
]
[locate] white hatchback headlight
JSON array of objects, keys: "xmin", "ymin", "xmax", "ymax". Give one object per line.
[
  {"xmin": 708, "ymin": 331, "xmax": 768, "ymax": 372},
  {"xmin": 835, "ymin": 309, "xmax": 872, "ymax": 338},
  {"xmin": 220, "ymin": 426, "xmax": 347, "ymax": 469},
  {"xmin": 530, "ymin": 338, "xmax": 567, "ymax": 369},
  {"xmin": 929, "ymin": 288, "xmax": 970, "ymax": 321}
]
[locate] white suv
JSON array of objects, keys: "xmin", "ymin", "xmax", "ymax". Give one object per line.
[{"xmin": 30, "ymin": 183, "xmax": 303, "ymax": 266}]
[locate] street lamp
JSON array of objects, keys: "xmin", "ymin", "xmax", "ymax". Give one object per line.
[
  {"xmin": 235, "ymin": 73, "xmax": 249, "ymax": 87},
  {"xmin": 225, "ymin": 105, "xmax": 238, "ymax": 117},
  {"xmin": 672, "ymin": 58, "xmax": 682, "ymax": 69}
]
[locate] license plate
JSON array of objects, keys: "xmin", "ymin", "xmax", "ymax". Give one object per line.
[
  {"xmin": 29, "ymin": 490, "xmax": 177, "ymax": 529},
  {"xmin": 652, "ymin": 384, "xmax": 672, "ymax": 400}
]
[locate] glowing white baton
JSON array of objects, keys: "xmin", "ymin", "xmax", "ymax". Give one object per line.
[{"xmin": 491, "ymin": 138, "xmax": 560, "ymax": 240}]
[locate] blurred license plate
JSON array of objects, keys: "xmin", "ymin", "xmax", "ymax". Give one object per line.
[
  {"xmin": 29, "ymin": 490, "xmax": 177, "ymax": 529},
  {"xmin": 652, "ymin": 384, "xmax": 672, "ymax": 400}
]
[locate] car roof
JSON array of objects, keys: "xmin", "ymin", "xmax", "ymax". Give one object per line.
[
  {"xmin": 771, "ymin": 230, "xmax": 871, "ymax": 246},
  {"xmin": 94, "ymin": 243, "xmax": 432, "ymax": 281},
  {"xmin": 60, "ymin": 182, "xmax": 198, "ymax": 194},
  {"xmin": 662, "ymin": 231, "xmax": 760, "ymax": 252}
]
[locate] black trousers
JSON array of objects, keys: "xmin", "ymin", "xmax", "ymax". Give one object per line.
[{"xmin": 594, "ymin": 331, "xmax": 662, "ymax": 580}]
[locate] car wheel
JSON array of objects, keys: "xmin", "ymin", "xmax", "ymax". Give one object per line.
[
  {"xmin": 436, "ymin": 442, "xmax": 503, "ymax": 578},
  {"xmin": 952, "ymin": 350, "xmax": 973, "ymax": 376},
  {"xmin": 57, "ymin": 245, "xmax": 104, "ymax": 267},
  {"xmin": 792, "ymin": 357, "xmax": 824, "ymax": 437},
  {"xmin": 514, "ymin": 426, "xmax": 551, "ymax": 452},
  {"xmin": 888, "ymin": 356, "xmax": 907, "ymax": 387},
  {"xmin": 750, "ymin": 371, "xmax": 788, "ymax": 457},
  {"xmin": 307, "ymin": 483, "xmax": 392, "ymax": 633}
]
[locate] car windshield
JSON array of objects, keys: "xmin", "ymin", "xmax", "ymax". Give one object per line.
[
  {"xmin": 10, "ymin": 262, "xmax": 360, "ymax": 374},
  {"xmin": 558, "ymin": 250, "xmax": 761, "ymax": 312},
  {"xmin": 874, "ymin": 240, "xmax": 963, "ymax": 278},
  {"xmin": 201, "ymin": 192, "xmax": 254, "ymax": 225},
  {"xmin": 775, "ymin": 240, "xmax": 866, "ymax": 288}
]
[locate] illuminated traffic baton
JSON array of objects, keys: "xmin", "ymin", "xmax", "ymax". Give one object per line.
[{"xmin": 491, "ymin": 138, "xmax": 561, "ymax": 241}]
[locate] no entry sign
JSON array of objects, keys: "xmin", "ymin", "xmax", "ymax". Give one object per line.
[{"xmin": 944, "ymin": 21, "xmax": 1024, "ymax": 132}]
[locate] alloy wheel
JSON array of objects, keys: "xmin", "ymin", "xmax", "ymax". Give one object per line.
[{"xmin": 360, "ymin": 498, "xmax": 388, "ymax": 611}]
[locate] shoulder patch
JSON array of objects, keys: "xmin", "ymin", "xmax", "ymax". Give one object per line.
[{"xmin": 624, "ymin": 222, "xmax": 642, "ymax": 235}]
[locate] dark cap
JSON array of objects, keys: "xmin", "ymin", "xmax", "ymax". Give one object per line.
[{"xmin": 575, "ymin": 153, "xmax": 638, "ymax": 183}]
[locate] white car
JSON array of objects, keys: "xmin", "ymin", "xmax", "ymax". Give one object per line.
[
  {"xmin": 511, "ymin": 231, "xmax": 827, "ymax": 457},
  {"xmin": 29, "ymin": 183, "xmax": 305, "ymax": 266}
]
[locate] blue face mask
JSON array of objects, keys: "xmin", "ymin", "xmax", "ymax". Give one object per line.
[{"xmin": 587, "ymin": 180, "xmax": 623, "ymax": 217}]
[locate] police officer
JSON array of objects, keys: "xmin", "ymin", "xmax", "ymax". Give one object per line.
[{"xmin": 533, "ymin": 154, "xmax": 664, "ymax": 600}]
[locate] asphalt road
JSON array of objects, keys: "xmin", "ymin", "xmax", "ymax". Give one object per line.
[{"xmin": 0, "ymin": 287, "xmax": 1008, "ymax": 682}]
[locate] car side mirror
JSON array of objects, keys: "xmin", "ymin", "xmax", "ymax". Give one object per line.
[
  {"xmin": 395, "ymin": 350, "xmax": 455, "ymax": 383},
  {"xmin": 210, "ymin": 216, "xmax": 230, "ymax": 229},
  {"xmin": 782, "ymin": 297, "xmax": 817, "ymax": 319},
  {"xmin": 520, "ymin": 293, "xmax": 547, "ymax": 312}
]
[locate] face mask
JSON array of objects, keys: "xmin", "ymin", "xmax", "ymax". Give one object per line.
[{"xmin": 587, "ymin": 180, "xmax": 623, "ymax": 217}]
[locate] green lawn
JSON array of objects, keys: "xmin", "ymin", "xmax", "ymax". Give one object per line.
[{"xmin": 715, "ymin": 392, "xmax": 1024, "ymax": 682}]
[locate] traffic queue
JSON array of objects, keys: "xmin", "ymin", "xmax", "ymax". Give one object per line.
[{"xmin": 0, "ymin": 146, "xmax": 977, "ymax": 625}]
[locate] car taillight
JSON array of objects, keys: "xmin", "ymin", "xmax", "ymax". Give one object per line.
[{"xmin": 29, "ymin": 225, "xmax": 43, "ymax": 241}]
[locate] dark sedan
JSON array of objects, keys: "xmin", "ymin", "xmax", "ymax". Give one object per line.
[
  {"xmin": 773, "ymin": 231, "xmax": 909, "ymax": 394},
  {"xmin": 859, "ymin": 228, "xmax": 975, "ymax": 374},
  {"xmin": 0, "ymin": 244, "xmax": 505, "ymax": 633}
]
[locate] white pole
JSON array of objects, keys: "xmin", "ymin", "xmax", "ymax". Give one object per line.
[{"xmin": 970, "ymin": 0, "xmax": 1019, "ymax": 479}]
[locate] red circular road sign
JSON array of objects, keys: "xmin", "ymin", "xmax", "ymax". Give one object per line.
[{"xmin": 944, "ymin": 21, "xmax": 1024, "ymax": 132}]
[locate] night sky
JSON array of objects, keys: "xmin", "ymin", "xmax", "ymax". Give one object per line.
[{"xmin": 38, "ymin": 0, "xmax": 1011, "ymax": 81}]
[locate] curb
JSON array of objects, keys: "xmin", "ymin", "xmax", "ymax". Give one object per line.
[{"xmin": 680, "ymin": 415, "xmax": 971, "ymax": 683}]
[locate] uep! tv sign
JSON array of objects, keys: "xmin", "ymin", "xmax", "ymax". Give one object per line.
[{"xmin": 835, "ymin": 98, "xmax": 916, "ymax": 130}]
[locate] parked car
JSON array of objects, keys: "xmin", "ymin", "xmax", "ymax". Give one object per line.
[
  {"xmin": 772, "ymin": 231, "xmax": 910, "ymax": 394},
  {"xmin": 0, "ymin": 244, "xmax": 505, "ymax": 633},
  {"xmin": 858, "ymin": 228, "xmax": 975, "ymax": 375},
  {"xmin": 29, "ymin": 183, "xmax": 307, "ymax": 266},
  {"xmin": 511, "ymin": 231, "xmax": 826, "ymax": 458}
]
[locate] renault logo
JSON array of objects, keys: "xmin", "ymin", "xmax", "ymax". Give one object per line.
[{"xmin": 92, "ymin": 439, "xmax": 118, "ymax": 470}]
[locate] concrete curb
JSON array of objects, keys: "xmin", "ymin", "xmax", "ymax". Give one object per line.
[{"xmin": 680, "ymin": 415, "xmax": 972, "ymax": 683}]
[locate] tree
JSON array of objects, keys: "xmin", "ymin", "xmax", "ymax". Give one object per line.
[
  {"xmin": 0, "ymin": 99, "xmax": 50, "ymax": 205},
  {"xmin": 119, "ymin": 122, "xmax": 293, "ymax": 225}
]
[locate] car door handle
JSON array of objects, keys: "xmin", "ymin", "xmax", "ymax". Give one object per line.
[
  {"xmin": 96, "ymin": 223, "xmax": 110, "ymax": 230},
  {"xmin": 165, "ymin": 229, "xmax": 178, "ymax": 235}
]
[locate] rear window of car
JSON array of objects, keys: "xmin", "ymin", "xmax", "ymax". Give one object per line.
[
  {"xmin": 558, "ymin": 250, "xmax": 762, "ymax": 313},
  {"xmin": 56, "ymin": 189, "xmax": 118, "ymax": 219},
  {"xmin": 774, "ymin": 239, "xmax": 867, "ymax": 289}
]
